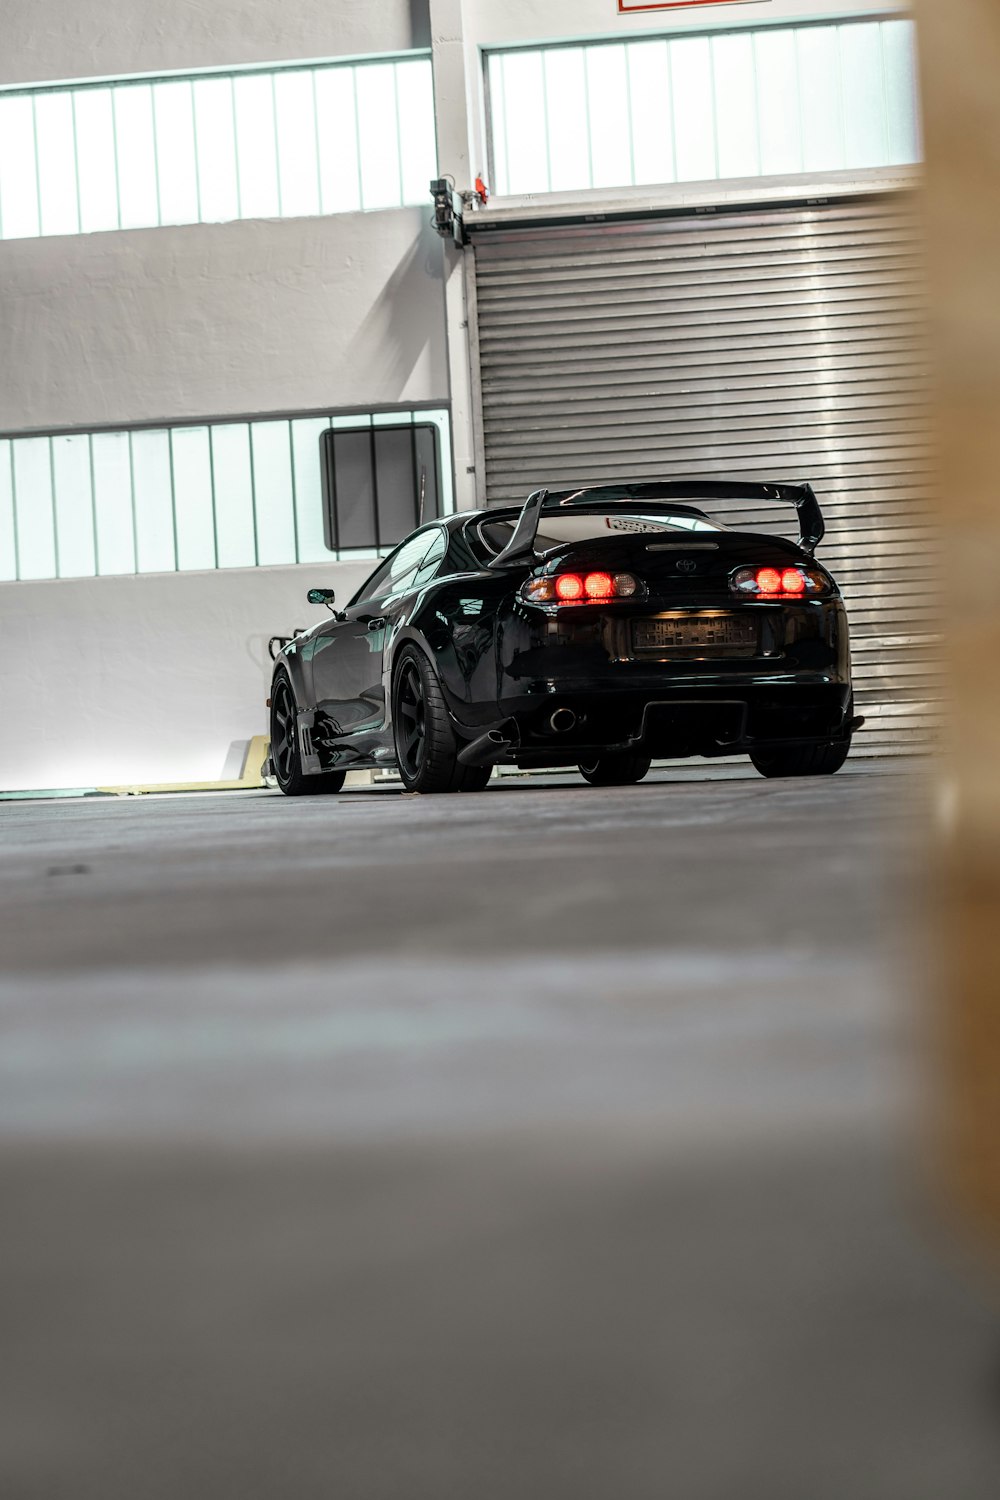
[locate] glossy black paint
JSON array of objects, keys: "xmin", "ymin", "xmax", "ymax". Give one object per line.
[{"xmin": 273, "ymin": 501, "xmax": 854, "ymax": 778}]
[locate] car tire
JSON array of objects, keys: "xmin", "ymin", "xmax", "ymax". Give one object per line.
[
  {"xmin": 270, "ymin": 668, "xmax": 347, "ymax": 797},
  {"xmin": 392, "ymin": 647, "xmax": 470, "ymax": 794},
  {"xmin": 578, "ymin": 752, "xmax": 652, "ymax": 787},
  {"xmin": 749, "ymin": 738, "xmax": 851, "ymax": 778}
]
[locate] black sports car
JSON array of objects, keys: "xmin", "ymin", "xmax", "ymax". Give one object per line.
[{"xmin": 268, "ymin": 481, "xmax": 861, "ymax": 795}]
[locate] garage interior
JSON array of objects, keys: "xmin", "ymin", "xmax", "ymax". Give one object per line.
[{"xmin": 1, "ymin": 3, "xmax": 998, "ymax": 1497}]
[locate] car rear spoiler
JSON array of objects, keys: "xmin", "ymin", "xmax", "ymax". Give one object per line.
[{"xmin": 489, "ymin": 481, "xmax": 826, "ymax": 567}]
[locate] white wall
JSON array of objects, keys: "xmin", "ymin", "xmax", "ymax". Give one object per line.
[
  {"xmin": 0, "ymin": 210, "xmax": 447, "ymax": 433},
  {"xmin": 0, "ymin": 561, "xmax": 370, "ymax": 790},
  {"xmin": 0, "ymin": 0, "xmax": 430, "ymax": 87}
]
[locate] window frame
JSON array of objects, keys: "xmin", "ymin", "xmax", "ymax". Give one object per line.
[
  {"xmin": 484, "ymin": 14, "xmax": 919, "ymax": 199},
  {"xmin": 0, "ymin": 406, "xmax": 452, "ymax": 583},
  {"xmin": 0, "ymin": 50, "xmax": 435, "ymax": 241},
  {"xmin": 320, "ymin": 420, "xmax": 443, "ymax": 557}
]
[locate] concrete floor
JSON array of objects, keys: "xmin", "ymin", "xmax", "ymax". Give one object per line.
[{"xmin": 0, "ymin": 765, "xmax": 997, "ymax": 1498}]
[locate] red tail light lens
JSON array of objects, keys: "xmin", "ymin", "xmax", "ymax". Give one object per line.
[
  {"xmin": 756, "ymin": 567, "xmax": 783, "ymax": 595},
  {"xmin": 521, "ymin": 571, "xmax": 642, "ymax": 606},
  {"xmin": 730, "ymin": 565, "xmax": 830, "ymax": 599},
  {"xmin": 555, "ymin": 573, "xmax": 584, "ymax": 601},
  {"xmin": 584, "ymin": 571, "xmax": 614, "ymax": 600}
]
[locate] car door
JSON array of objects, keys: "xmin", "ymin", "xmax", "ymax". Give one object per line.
[{"xmin": 308, "ymin": 531, "xmax": 441, "ymax": 735}]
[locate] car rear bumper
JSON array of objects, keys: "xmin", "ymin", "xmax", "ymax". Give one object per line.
[{"xmin": 478, "ymin": 681, "xmax": 856, "ymax": 767}]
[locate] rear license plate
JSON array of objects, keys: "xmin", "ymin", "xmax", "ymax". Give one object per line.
[{"xmin": 632, "ymin": 615, "xmax": 758, "ymax": 655}]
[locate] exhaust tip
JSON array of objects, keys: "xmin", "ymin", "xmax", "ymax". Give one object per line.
[{"xmin": 550, "ymin": 707, "xmax": 577, "ymax": 734}]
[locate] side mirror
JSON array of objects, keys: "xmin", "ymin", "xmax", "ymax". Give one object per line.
[{"xmin": 307, "ymin": 588, "xmax": 337, "ymax": 609}]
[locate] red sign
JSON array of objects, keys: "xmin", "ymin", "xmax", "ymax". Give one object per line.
[{"xmin": 619, "ymin": 1, "xmax": 761, "ymax": 12}]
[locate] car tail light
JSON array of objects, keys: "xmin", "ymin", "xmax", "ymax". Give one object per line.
[
  {"xmin": 730, "ymin": 565, "xmax": 830, "ymax": 599},
  {"xmin": 584, "ymin": 571, "xmax": 613, "ymax": 599},
  {"xmin": 555, "ymin": 573, "xmax": 584, "ymax": 602},
  {"xmin": 521, "ymin": 571, "xmax": 641, "ymax": 606}
]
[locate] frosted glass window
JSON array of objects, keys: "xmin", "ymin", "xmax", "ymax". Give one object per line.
[
  {"xmin": 797, "ymin": 27, "xmax": 844, "ymax": 173},
  {"xmin": 713, "ymin": 34, "xmax": 759, "ymax": 180},
  {"xmin": 754, "ymin": 29, "xmax": 802, "ymax": 177},
  {"xmin": 0, "ymin": 443, "xmax": 18, "ymax": 582},
  {"xmin": 315, "ymin": 69, "xmax": 362, "ymax": 214},
  {"xmin": 395, "ymin": 58, "xmax": 437, "ymax": 207},
  {"xmin": 291, "ymin": 418, "xmax": 333, "ymax": 565},
  {"xmin": 75, "ymin": 89, "xmax": 119, "ymax": 232},
  {"xmin": 882, "ymin": 20, "xmax": 921, "ymax": 165},
  {"xmin": 488, "ymin": 19, "xmax": 919, "ymax": 197},
  {"xmin": 0, "ymin": 95, "xmax": 41, "ymax": 238},
  {"xmin": 355, "ymin": 64, "xmax": 402, "ymax": 211},
  {"xmin": 251, "ymin": 422, "xmax": 297, "ymax": 566},
  {"xmin": 1, "ymin": 408, "xmax": 448, "ymax": 582},
  {"xmin": 114, "ymin": 85, "xmax": 159, "ymax": 230},
  {"xmin": 34, "ymin": 93, "xmax": 78, "ymax": 236},
  {"xmin": 499, "ymin": 52, "xmax": 548, "ymax": 196},
  {"xmin": 488, "ymin": 58, "xmax": 510, "ymax": 204},
  {"xmin": 193, "ymin": 77, "xmax": 240, "ymax": 223},
  {"xmin": 841, "ymin": 25, "xmax": 888, "ymax": 169},
  {"xmin": 543, "ymin": 50, "xmax": 590, "ymax": 194},
  {"xmin": 154, "ymin": 81, "xmax": 199, "ymax": 225},
  {"xmin": 211, "ymin": 424, "xmax": 257, "ymax": 569},
  {"xmin": 170, "ymin": 427, "xmax": 216, "ymax": 571},
  {"xmin": 51, "ymin": 434, "xmax": 96, "ymax": 578},
  {"xmin": 12, "ymin": 439, "xmax": 57, "ymax": 580},
  {"xmin": 670, "ymin": 38, "xmax": 716, "ymax": 183},
  {"xmin": 421, "ymin": 410, "xmax": 454, "ymax": 517},
  {"xmin": 0, "ymin": 55, "xmax": 432, "ymax": 240},
  {"xmin": 587, "ymin": 46, "xmax": 633, "ymax": 192},
  {"xmin": 274, "ymin": 71, "xmax": 320, "ymax": 219},
  {"xmin": 91, "ymin": 432, "xmax": 135, "ymax": 575},
  {"xmin": 131, "ymin": 429, "xmax": 176, "ymax": 573},
  {"xmin": 233, "ymin": 74, "xmax": 280, "ymax": 219},
  {"xmin": 628, "ymin": 41, "xmax": 674, "ymax": 187}
]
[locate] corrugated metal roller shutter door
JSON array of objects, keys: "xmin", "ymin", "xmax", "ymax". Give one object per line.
[{"xmin": 471, "ymin": 196, "xmax": 938, "ymax": 756}]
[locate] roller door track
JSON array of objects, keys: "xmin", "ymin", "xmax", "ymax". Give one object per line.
[{"xmin": 471, "ymin": 195, "xmax": 937, "ymax": 757}]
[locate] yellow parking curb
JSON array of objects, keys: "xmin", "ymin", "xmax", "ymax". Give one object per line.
[{"xmin": 97, "ymin": 735, "xmax": 270, "ymax": 797}]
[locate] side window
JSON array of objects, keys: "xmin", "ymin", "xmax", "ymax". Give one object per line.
[
  {"xmin": 350, "ymin": 530, "xmax": 439, "ymax": 607},
  {"xmin": 411, "ymin": 528, "xmax": 448, "ymax": 589},
  {"xmin": 384, "ymin": 532, "xmax": 438, "ymax": 595},
  {"xmin": 349, "ymin": 553, "xmax": 397, "ymax": 607}
]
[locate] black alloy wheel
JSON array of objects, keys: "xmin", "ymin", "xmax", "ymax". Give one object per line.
[
  {"xmin": 392, "ymin": 647, "xmax": 490, "ymax": 794},
  {"xmin": 394, "ymin": 655, "xmax": 428, "ymax": 784},
  {"xmin": 578, "ymin": 752, "xmax": 652, "ymax": 787},
  {"xmin": 749, "ymin": 739, "xmax": 851, "ymax": 778},
  {"xmin": 269, "ymin": 668, "xmax": 346, "ymax": 797}
]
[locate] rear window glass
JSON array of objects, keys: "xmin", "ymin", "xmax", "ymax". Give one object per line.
[{"xmin": 478, "ymin": 509, "xmax": 725, "ymax": 556}]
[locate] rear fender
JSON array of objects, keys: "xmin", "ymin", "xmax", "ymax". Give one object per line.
[
  {"xmin": 271, "ymin": 645, "xmax": 311, "ymax": 713},
  {"xmin": 386, "ymin": 625, "xmax": 500, "ymax": 741}
]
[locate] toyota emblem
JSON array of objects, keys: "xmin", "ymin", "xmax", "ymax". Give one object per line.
[{"xmin": 676, "ymin": 558, "xmax": 698, "ymax": 574}]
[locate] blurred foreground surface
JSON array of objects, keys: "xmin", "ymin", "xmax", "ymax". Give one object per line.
[{"xmin": 1, "ymin": 767, "xmax": 997, "ymax": 1498}]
